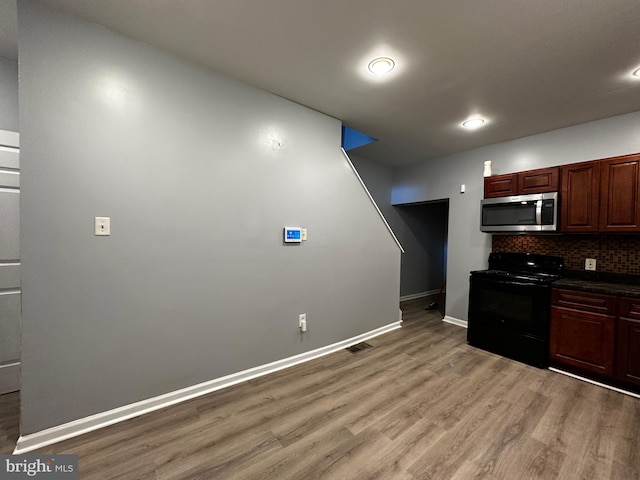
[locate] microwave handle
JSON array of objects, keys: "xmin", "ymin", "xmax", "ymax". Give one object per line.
[{"xmin": 535, "ymin": 200, "xmax": 542, "ymax": 225}]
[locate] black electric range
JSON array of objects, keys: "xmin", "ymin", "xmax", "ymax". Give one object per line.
[{"xmin": 468, "ymin": 252, "xmax": 564, "ymax": 368}]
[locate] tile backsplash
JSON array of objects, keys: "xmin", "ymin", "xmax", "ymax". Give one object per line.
[{"xmin": 492, "ymin": 235, "xmax": 640, "ymax": 275}]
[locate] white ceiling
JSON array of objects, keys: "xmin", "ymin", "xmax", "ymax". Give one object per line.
[{"xmin": 2, "ymin": 0, "xmax": 640, "ymax": 166}]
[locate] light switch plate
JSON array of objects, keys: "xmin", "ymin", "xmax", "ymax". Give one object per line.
[
  {"xmin": 95, "ymin": 217, "xmax": 111, "ymax": 236},
  {"xmin": 585, "ymin": 258, "xmax": 596, "ymax": 271}
]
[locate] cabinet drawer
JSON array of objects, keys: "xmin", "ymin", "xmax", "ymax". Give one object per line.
[
  {"xmin": 551, "ymin": 288, "xmax": 616, "ymax": 315},
  {"xmin": 618, "ymin": 297, "xmax": 640, "ymax": 320},
  {"xmin": 550, "ymin": 306, "xmax": 615, "ymax": 375}
]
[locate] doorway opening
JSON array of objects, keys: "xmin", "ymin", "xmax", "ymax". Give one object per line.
[{"xmin": 395, "ymin": 199, "xmax": 449, "ymax": 317}]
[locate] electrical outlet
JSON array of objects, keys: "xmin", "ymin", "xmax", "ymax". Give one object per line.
[
  {"xmin": 585, "ymin": 258, "xmax": 597, "ymax": 271},
  {"xmin": 299, "ymin": 313, "xmax": 307, "ymax": 332}
]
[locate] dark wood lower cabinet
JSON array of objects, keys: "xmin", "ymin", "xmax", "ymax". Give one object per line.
[
  {"xmin": 616, "ymin": 297, "xmax": 640, "ymax": 387},
  {"xmin": 550, "ymin": 306, "xmax": 615, "ymax": 376},
  {"xmin": 551, "ymin": 288, "xmax": 640, "ymax": 392},
  {"xmin": 616, "ymin": 318, "xmax": 640, "ymax": 386}
]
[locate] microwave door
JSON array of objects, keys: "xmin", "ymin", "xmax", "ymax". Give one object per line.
[
  {"xmin": 482, "ymin": 201, "xmax": 537, "ymax": 228},
  {"xmin": 480, "ymin": 192, "xmax": 558, "ymax": 232}
]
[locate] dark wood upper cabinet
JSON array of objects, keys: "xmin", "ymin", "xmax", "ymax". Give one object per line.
[
  {"xmin": 518, "ymin": 167, "xmax": 559, "ymax": 194},
  {"xmin": 483, "ymin": 153, "xmax": 640, "ymax": 233},
  {"xmin": 484, "ymin": 167, "xmax": 559, "ymax": 198},
  {"xmin": 599, "ymin": 154, "xmax": 640, "ymax": 232},
  {"xmin": 484, "ymin": 174, "xmax": 517, "ymax": 198},
  {"xmin": 560, "ymin": 161, "xmax": 600, "ymax": 233}
]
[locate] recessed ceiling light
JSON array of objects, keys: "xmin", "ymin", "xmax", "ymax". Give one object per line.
[
  {"xmin": 633, "ymin": 67, "xmax": 640, "ymax": 77},
  {"xmin": 368, "ymin": 57, "xmax": 395, "ymax": 75},
  {"xmin": 462, "ymin": 118, "xmax": 485, "ymax": 129}
]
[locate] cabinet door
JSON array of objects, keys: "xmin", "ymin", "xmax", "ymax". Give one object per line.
[
  {"xmin": 560, "ymin": 161, "xmax": 600, "ymax": 232},
  {"xmin": 616, "ymin": 317, "xmax": 640, "ymax": 386},
  {"xmin": 550, "ymin": 306, "xmax": 614, "ymax": 375},
  {"xmin": 599, "ymin": 154, "xmax": 640, "ymax": 232},
  {"xmin": 518, "ymin": 167, "xmax": 559, "ymax": 194},
  {"xmin": 616, "ymin": 297, "xmax": 640, "ymax": 386},
  {"xmin": 484, "ymin": 174, "xmax": 517, "ymax": 198}
]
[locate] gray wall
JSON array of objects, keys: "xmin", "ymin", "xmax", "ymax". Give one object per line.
[
  {"xmin": 393, "ymin": 111, "xmax": 640, "ymax": 322},
  {"xmin": 0, "ymin": 56, "xmax": 19, "ymax": 132},
  {"xmin": 350, "ymin": 155, "xmax": 448, "ymax": 297},
  {"xmin": 349, "ymin": 153, "xmax": 402, "ymax": 235},
  {"xmin": 18, "ymin": 0, "xmax": 401, "ymax": 434}
]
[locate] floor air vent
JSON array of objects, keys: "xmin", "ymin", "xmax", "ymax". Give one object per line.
[{"xmin": 346, "ymin": 342, "xmax": 373, "ymax": 353}]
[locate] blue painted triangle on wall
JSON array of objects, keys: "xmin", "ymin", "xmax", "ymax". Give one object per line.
[{"xmin": 341, "ymin": 126, "xmax": 377, "ymax": 151}]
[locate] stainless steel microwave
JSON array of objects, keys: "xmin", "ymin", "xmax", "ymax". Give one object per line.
[{"xmin": 480, "ymin": 192, "xmax": 558, "ymax": 232}]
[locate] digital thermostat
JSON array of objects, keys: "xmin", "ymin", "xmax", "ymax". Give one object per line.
[{"xmin": 284, "ymin": 227, "xmax": 302, "ymax": 243}]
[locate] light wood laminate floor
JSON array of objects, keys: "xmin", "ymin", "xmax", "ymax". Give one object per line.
[{"xmin": 2, "ymin": 297, "xmax": 639, "ymax": 479}]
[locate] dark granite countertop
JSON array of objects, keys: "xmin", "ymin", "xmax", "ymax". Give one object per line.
[{"xmin": 553, "ymin": 270, "xmax": 640, "ymax": 298}]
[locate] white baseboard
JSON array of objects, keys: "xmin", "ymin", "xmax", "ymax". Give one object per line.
[
  {"xmin": 400, "ymin": 289, "xmax": 440, "ymax": 302},
  {"xmin": 14, "ymin": 320, "xmax": 401, "ymax": 454},
  {"xmin": 443, "ymin": 316, "xmax": 468, "ymax": 328},
  {"xmin": 0, "ymin": 362, "xmax": 20, "ymax": 395},
  {"xmin": 548, "ymin": 367, "xmax": 640, "ymax": 399}
]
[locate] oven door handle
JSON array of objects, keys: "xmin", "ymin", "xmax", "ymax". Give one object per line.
[
  {"xmin": 470, "ymin": 276, "xmax": 549, "ymax": 290},
  {"xmin": 535, "ymin": 200, "xmax": 542, "ymax": 225}
]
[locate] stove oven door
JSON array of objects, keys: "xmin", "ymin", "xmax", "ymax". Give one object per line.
[{"xmin": 467, "ymin": 274, "xmax": 552, "ymax": 367}]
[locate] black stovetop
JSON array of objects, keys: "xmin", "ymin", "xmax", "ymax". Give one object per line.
[{"xmin": 471, "ymin": 252, "xmax": 564, "ymax": 285}]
